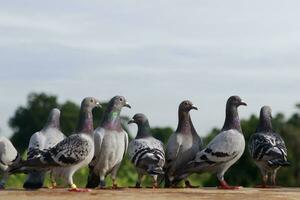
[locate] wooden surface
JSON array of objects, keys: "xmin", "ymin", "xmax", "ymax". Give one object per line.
[{"xmin": 1, "ymin": 188, "xmax": 300, "ymax": 200}]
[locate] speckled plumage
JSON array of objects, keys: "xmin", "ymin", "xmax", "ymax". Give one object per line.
[
  {"xmin": 0, "ymin": 136, "xmax": 20, "ymax": 189},
  {"xmin": 249, "ymin": 106, "xmax": 289, "ymax": 187},
  {"xmin": 11, "ymin": 97, "xmax": 101, "ymax": 190}
]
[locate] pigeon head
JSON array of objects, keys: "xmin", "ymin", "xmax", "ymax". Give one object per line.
[
  {"xmin": 76, "ymin": 97, "xmax": 101, "ymax": 134},
  {"xmin": 176, "ymin": 100, "xmax": 198, "ymax": 134},
  {"xmin": 257, "ymin": 105, "xmax": 273, "ymax": 132},
  {"xmin": 128, "ymin": 113, "xmax": 148, "ymax": 125},
  {"xmin": 260, "ymin": 106, "xmax": 272, "ymax": 119},
  {"xmin": 227, "ymin": 96, "xmax": 247, "ymax": 108},
  {"xmin": 109, "ymin": 95, "xmax": 131, "ymax": 111},
  {"xmin": 44, "ymin": 108, "xmax": 61, "ymax": 129},
  {"xmin": 222, "ymin": 95, "xmax": 246, "ymax": 132},
  {"xmin": 179, "ymin": 100, "xmax": 198, "ymax": 113},
  {"xmin": 101, "ymin": 96, "xmax": 130, "ymax": 131},
  {"xmin": 81, "ymin": 97, "xmax": 102, "ymax": 111},
  {"xmin": 128, "ymin": 113, "xmax": 152, "ymax": 139}
]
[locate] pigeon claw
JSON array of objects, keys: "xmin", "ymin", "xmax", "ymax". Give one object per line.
[
  {"xmin": 218, "ymin": 180, "xmax": 241, "ymax": 190},
  {"xmin": 68, "ymin": 188, "xmax": 92, "ymax": 192}
]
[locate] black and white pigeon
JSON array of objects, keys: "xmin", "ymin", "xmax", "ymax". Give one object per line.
[
  {"xmin": 23, "ymin": 108, "xmax": 66, "ymax": 189},
  {"xmin": 86, "ymin": 95, "xmax": 130, "ymax": 189},
  {"xmin": 164, "ymin": 100, "xmax": 202, "ymax": 188},
  {"xmin": 0, "ymin": 136, "xmax": 21, "ymax": 189},
  {"xmin": 249, "ymin": 106, "xmax": 289, "ymax": 188},
  {"xmin": 128, "ymin": 113, "xmax": 165, "ymax": 188},
  {"xmin": 10, "ymin": 97, "xmax": 101, "ymax": 192},
  {"xmin": 173, "ymin": 96, "xmax": 247, "ymax": 189}
]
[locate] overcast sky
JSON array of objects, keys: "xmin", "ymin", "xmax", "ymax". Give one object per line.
[{"xmin": 0, "ymin": 0, "xmax": 300, "ymax": 138}]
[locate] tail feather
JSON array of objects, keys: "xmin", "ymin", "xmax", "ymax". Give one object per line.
[
  {"xmin": 147, "ymin": 166, "xmax": 164, "ymax": 176},
  {"xmin": 268, "ymin": 159, "xmax": 290, "ymax": 167},
  {"xmin": 23, "ymin": 171, "xmax": 46, "ymax": 189},
  {"xmin": 86, "ymin": 166, "xmax": 99, "ymax": 188}
]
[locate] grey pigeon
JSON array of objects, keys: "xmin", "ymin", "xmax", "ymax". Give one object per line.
[
  {"xmin": 10, "ymin": 97, "xmax": 101, "ymax": 192},
  {"xmin": 86, "ymin": 95, "xmax": 130, "ymax": 189},
  {"xmin": 0, "ymin": 136, "xmax": 20, "ymax": 189},
  {"xmin": 128, "ymin": 113, "xmax": 165, "ymax": 188},
  {"xmin": 249, "ymin": 106, "xmax": 289, "ymax": 188},
  {"xmin": 23, "ymin": 108, "xmax": 66, "ymax": 189},
  {"xmin": 173, "ymin": 96, "xmax": 246, "ymax": 189},
  {"xmin": 164, "ymin": 100, "xmax": 202, "ymax": 188}
]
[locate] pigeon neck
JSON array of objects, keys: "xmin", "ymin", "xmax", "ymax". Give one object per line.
[
  {"xmin": 76, "ymin": 107, "xmax": 94, "ymax": 134},
  {"xmin": 101, "ymin": 106, "xmax": 122, "ymax": 131},
  {"xmin": 136, "ymin": 121, "xmax": 152, "ymax": 139},
  {"xmin": 222, "ymin": 105, "xmax": 242, "ymax": 133},
  {"xmin": 176, "ymin": 110, "xmax": 196, "ymax": 134},
  {"xmin": 257, "ymin": 114, "xmax": 273, "ymax": 133},
  {"xmin": 43, "ymin": 114, "xmax": 60, "ymax": 130}
]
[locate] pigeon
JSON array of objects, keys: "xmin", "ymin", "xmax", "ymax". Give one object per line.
[
  {"xmin": 10, "ymin": 97, "xmax": 101, "ymax": 192},
  {"xmin": 128, "ymin": 113, "xmax": 165, "ymax": 188},
  {"xmin": 173, "ymin": 96, "xmax": 247, "ymax": 189},
  {"xmin": 164, "ymin": 100, "xmax": 202, "ymax": 188},
  {"xmin": 23, "ymin": 108, "xmax": 66, "ymax": 189},
  {"xmin": 249, "ymin": 106, "xmax": 289, "ymax": 188},
  {"xmin": 86, "ymin": 95, "xmax": 130, "ymax": 189},
  {"xmin": 0, "ymin": 136, "xmax": 21, "ymax": 189}
]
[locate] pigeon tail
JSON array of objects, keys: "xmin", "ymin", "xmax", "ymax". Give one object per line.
[
  {"xmin": 268, "ymin": 159, "xmax": 290, "ymax": 167},
  {"xmin": 147, "ymin": 166, "xmax": 164, "ymax": 176},
  {"xmin": 23, "ymin": 171, "xmax": 46, "ymax": 189},
  {"xmin": 164, "ymin": 175, "xmax": 172, "ymax": 188},
  {"xmin": 86, "ymin": 167, "xmax": 100, "ymax": 188}
]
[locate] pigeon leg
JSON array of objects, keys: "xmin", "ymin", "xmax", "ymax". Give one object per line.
[
  {"xmin": 68, "ymin": 183, "xmax": 92, "ymax": 192},
  {"xmin": 271, "ymin": 170, "xmax": 279, "ymax": 188},
  {"xmin": 218, "ymin": 180, "xmax": 241, "ymax": 189},
  {"xmin": 135, "ymin": 174, "xmax": 143, "ymax": 188},
  {"xmin": 152, "ymin": 175, "xmax": 158, "ymax": 189},
  {"xmin": 68, "ymin": 175, "xmax": 91, "ymax": 192},
  {"xmin": 255, "ymin": 170, "xmax": 271, "ymax": 188},
  {"xmin": 111, "ymin": 164, "xmax": 121, "ymax": 189},
  {"xmin": 112, "ymin": 178, "xmax": 118, "ymax": 189},
  {"xmin": 49, "ymin": 171, "xmax": 57, "ymax": 189},
  {"xmin": 185, "ymin": 180, "xmax": 198, "ymax": 188},
  {"xmin": 99, "ymin": 176, "xmax": 106, "ymax": 189},
  {"xmin": 0, "ymin": 172, "xmax": 8, "ymax": 189}
]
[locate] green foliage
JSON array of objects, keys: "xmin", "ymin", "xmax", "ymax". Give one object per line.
[{"xmin": 151, "ymin": 127, "xmax": 173, "ymax": 144}]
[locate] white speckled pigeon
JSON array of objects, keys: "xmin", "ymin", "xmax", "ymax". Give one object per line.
[
  {"xmin": 128, "ymin": 113, "xmax": 165, "ymax": 188},
  {"xmin": 249, "ymin": 106, "xmax": 289, "ymax": 188},
  {"xmin": 0, "ymin": 136, "xmax": 20, "ymax": 189},
  {"xmin": 23, "ymin": 108, "xmax": 66, "ymax": 189},
  {"xmin": 164, "ymin": 100, "xmax": 202, "ymax": 188},
  {"xmin": 10, "ymin": 97, "xmax": 101, "ymax": 192},
  {"xmin": 173, "ymin": 96, "xmax": 246, "ymax": 189},
  {"xmin": 86, "ymin": 95, "xmax": 130, "ymax": 189}
]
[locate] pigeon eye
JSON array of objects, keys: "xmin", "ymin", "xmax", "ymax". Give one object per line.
[
  {"xmin": 90, "ymin": 99, "xmax": 94, "ymax": 103},
  {"xmin": 120, "ymin": 98, "xmax": 123, "ymax": 101}
]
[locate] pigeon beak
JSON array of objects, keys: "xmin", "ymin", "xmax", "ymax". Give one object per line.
[
  {"xmin": 239, "ymin": 101, "xmax": 247, "ymax": 106},
  {"xmin": 128, "ymin": 119, "xmax": 135, "ymax": 124},
  {"xmin": 124, "ymin": 101, "xmax": 131, "ymax": 109},
  {"xmin": 191, "ymin": 105, "xmax": 198, "ymax": 110},
  {"xmin": 96, "ymin": 101, "xmax": 102, "ymax": 108}
]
